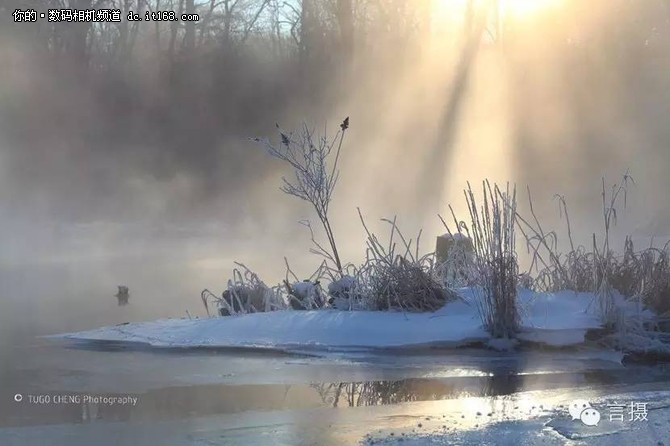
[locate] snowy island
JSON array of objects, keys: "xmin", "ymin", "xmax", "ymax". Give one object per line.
[{"xmin": 53, "ymin": 287, "xmax": 662, "ymax": 359}]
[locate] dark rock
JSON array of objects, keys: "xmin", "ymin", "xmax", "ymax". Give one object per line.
[{"xmin": 115, "ymin": 286, "xmax": 129, "ymax": 306}]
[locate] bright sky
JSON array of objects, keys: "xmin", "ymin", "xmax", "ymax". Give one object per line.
[{"xmin": 433, "ymin": 0, "xmax": 562, "ymax": 24}]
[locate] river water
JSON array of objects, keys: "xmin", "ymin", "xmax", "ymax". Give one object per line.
[
  {"xmin": 1, "ymin": 337, "xmax": 670, "ymax": 445},
  {"xmin": 1, "ymin": 249, "xmax": 670, "ymax": 445}
]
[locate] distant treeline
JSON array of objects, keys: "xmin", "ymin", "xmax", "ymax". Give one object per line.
[
  {"xmin": 0, "ymin": 1, "xmax": 437, "ymax": 180},
  {"xmin": 0, "ymin": 1, "xmax": 669, "ymax": 201}
]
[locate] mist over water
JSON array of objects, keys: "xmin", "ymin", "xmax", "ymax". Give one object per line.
[{"xmin": 1, "ymin": 0, "xmax": 670, "ymax": 352}]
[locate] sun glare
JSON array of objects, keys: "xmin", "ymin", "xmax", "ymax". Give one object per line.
[
  {"xmin": 433, "ymin": 0, "xmax": 561, "ymax": 26},
  {"xmin": 502, "ymin": 0, "xmax": 561, "ymax": 18}
]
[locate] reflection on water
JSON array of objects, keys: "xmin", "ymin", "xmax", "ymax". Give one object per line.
[
  {"xmin": 5, "ymin": 367, "xmax": 669, "ymax": 428},
  {"xmin": 311, "ymin": 368, "xmax": 670, "ymax": 408}
]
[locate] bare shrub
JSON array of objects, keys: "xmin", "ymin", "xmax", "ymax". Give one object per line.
[{"xmin": 254, "ymin": 118, "xmax": 349, "ymax": 274}]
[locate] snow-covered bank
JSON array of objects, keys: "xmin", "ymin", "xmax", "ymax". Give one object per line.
[
  {"xmin": 53, "ymin": 297, "xmax": 488, "ymax": 350},
  {"xmin": 51, "ymin": 288, "xmax": 652, "ymax": 352}
]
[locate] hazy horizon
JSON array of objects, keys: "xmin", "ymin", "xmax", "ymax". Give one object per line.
[{"xmin": 2, "ymin": 0, "xmax": 670, "ymax": 342}]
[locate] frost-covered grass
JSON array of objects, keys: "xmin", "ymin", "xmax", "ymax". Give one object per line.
[
  {"xmin": 440, "ymin": 181, "xmax": 520, "ymax": 338},
  {"xmin": 518, "ymin": 174, "xmax": 669, "ymax": 317},
  {"xmin": 513, "ymin": 173, "xmax": 670, "ymax": 353},
  {"xmin": 354, "ymin": 211, "xmax": 459, "ymax": 312},
  {"xmin": 201, "ymin": 263, "xmax": 287, "ymax": 317},
  {"xmin": 200, "ymin": 121, "xmax": 667, "ymax": 354}
]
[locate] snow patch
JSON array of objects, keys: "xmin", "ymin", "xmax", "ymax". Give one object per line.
[{"xmin": 52, "ymin": 288, "xmax": 654, "ymax": 352}]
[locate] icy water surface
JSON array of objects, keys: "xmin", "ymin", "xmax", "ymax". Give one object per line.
[{"xmin": 2, "ymin": 339, "xmax": 670, "ymax": 445}]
